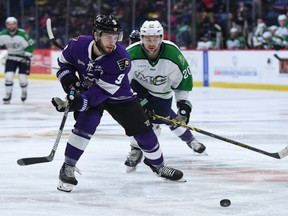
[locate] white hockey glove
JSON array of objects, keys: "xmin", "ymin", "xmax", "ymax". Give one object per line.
[
  {"xmin": 51, "ymin": 97, "xmax": 67, "ymax": 112},
  {"xmin": 174, "ymin": 100, "xmax": 192, "ymax": 124}
]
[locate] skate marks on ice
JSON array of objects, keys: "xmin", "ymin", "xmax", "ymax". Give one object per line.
[{"xmin": 1, "ymin": 80, "xmax": 288, "ymax": 216}]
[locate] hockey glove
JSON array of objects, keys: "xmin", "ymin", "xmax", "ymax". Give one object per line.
[
  {"xmin": 139, "ymin": 98, "xmax": 155, "ymax": 120},
  {"xmin": 23, "ymin": 53, "xmax": 32, "ymax": 75},
  {"xmin": 67, "ymin": 93, "xmax": 89, "ymax": 112},
  {"xmin": 57, "ymin": 69, "xmax": 81, "ymax": 94},
  {"xmin": 25, "ymin": 58, "xmax": 31, "ymax": 75},
  {"xmin": 174, "ymin": 100, "xmax": 192, "ymax": 124},
  {"xmin": 51, "ymin": 97, "xmax": 68, "ymax": 112}
]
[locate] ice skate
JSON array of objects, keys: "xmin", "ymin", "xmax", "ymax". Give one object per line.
[
  {"xmin": 3, "ymin": 93, "xmax": 11, "ymax": 104},
  {"xmin": 124, "ymin": 146, "xmax": 143, "ymax": 172},
  {"xmin": 57, "ymin": 163, "xmax": 78, "ymax": 192},
  {"xmin": 21, "ymin": 91, "xmax": 27, "ymax": 102},
  {"xmin": 188, "ymin": 139, "xmax": 207, "ymax": 155},
  {"xmin": 144, "ymin": 159, "xmax": 186, "ymax": 182}
]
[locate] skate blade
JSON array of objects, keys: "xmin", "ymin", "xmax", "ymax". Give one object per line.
[
  {"xmin": 126, "ymin": 166, "xmax": 137, "ymax": 173},
  {"xmin": 161, "ymin": 177, "xmax": 187, "ymax": 183},
  {"xmin": 57, "ymin": 180, "xmax": 74, "ymax": 192},
  {"xmin": 194, "ymin": 150, "xmax": 208, "ymax": 156},
  {"xmin": 155, "ymin": 172, "xmax": 187, "ymax": 183},
  {"xmin": 177, "ymin": 177, "xmax": 187, "ymax": 182}
]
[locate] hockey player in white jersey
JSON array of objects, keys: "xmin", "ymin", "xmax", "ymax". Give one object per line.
[
  {"xmin": 125, "ymin": 20, "xmax": 206, "ymax": 172},
  {"xmin": 0, "ymin": 17, "xmax": 35, "ymax": 104}
]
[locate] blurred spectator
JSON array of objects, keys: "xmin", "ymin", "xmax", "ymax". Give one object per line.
[
  {"xmin": 251, "ymin": 22, "xmax": 267, "ymax": 48},
  {"xmin": 261, "ymin": 30, "xmax": 285, "ymax": 50},
  {"xmin": 226, "ymin": 27, "xmax": 245, "ymax": 49},
  {"xmin": 231, "ymin": 2, "xmax": 253, "ymax": 48},
  {"xmin": 261, "ymin": 31, "xmax": 274, "ymax": 49},
  {"xmin": 1, "ymin": 1, "xmax": 288, "ymax": 49},
  {"xmin": 176, "ymin": 21, "xmax": 193, "ymax": 49},
  {"xmin": 268, "ymin": 25, "xmax": 285, "ymax": 49},
  {"xmin": 197, "ymin": 12, "xmax": 223, "ymax": 48},
  {"xmin": 196, "ymin": 33, "xmax": 216, "ymax": 50},
  {"xmin": 275, "ymin": 14, "xmax": 288, "ymax": 47}
]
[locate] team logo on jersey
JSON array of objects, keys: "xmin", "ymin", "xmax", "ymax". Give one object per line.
[
  {"xmin": 152, "ymin": 75, "xmax": 167, "ymax": 85},
  {"xmin": 117, "ymin": 58, "xmax": 130, "ymax": 71},
  {"xmin": 135, "ymin": 72, "xmax": 167, "ymax": 86},
  {"xmin": 77, "ymin": 59, "xmax": 85, "ymax": 66},
  {"xmin": 82, "ymin": 74, "xmax": 98, "ymax": 88},
  {"xmin": 178, "ymin": 54, "xmax": 185, "ymax": 65},
  {"xmin": 86, "ymin": 60, "xmax": 95, "ymax": 72}
]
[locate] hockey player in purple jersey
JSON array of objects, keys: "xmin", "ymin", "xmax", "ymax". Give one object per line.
[{"xmin": 51, "ymin": 14, "xmax": 185, "ymax": 192}]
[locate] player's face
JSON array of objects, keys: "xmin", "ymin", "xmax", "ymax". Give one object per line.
[
  {"xmin": 98, "ymin": 32, "xmax": 118, "ymax": 54},
  {"xmin": 6, "ymin": 22, "xmax": 17, "ymax": 33},
  {"xmin": 279, "ymin": 20, "xmax": 287, "ymax": 27},
  {"xmin": 142, "ymin": 35, "xmax": 161, "ymax": 54}
]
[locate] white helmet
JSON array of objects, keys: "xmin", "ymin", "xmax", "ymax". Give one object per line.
[
  {"xmin": 140, "ymin": 20, "xmax": 163, "ymax": 38},
  {"xmin": 6, "ymin": 17, "xmax": 17, "ymax": 24},
  {"xmin": 278, "ymin": 14, "xmax": 287, "ymax": 21}
]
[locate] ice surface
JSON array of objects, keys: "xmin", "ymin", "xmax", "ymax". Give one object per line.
[{"xmin": 0, "ymin": 79, "xmax": 288, "ymax": 216}]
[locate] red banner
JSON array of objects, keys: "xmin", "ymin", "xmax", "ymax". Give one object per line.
[{"xmin": 30, "ymin": 49, "xmax": 51, "ymax": 75}]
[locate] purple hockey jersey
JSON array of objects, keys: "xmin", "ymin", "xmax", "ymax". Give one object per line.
[{"xmin": 58, "ymin": 35, "xmax": 134, "ymax": 106}]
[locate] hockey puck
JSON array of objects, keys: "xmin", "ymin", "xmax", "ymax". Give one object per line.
[{"xmin": 220, "ymin": 199, "xmax": 231, "ymax": 207}]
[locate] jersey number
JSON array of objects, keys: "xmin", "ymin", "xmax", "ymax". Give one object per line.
[
  {"xmin": 183, "ymin": 66, "xmax": 192, "ymax": 79},
  {"xmin": 115, "ymin": 74, "xmax": 125, "ymax": 84}
]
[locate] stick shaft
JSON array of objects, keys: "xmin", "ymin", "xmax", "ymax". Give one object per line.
[
  {"xmin": 46, "ymin": 18, "xmax": 64, "ymax": 50},
  {"xmin": 17, "ymin": 105, "xmax": 70, "ymax": 166},
  {"xmin": 153, "ymin": 114, "xmax": 285, "ymax": 159},
  {"xmin": 17, "ymin": 19, "xmax": 68, "ymax": 166}
]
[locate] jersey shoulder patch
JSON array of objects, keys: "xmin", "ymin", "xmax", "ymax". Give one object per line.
[{"xmin": 117, "ymin": 58, "xmax": 130, "ymax": 71}]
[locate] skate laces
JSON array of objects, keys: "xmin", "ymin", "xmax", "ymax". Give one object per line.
[
  {"xmin": 64, "ymin": 164, "xmax": 82, "ymax": 177},
  {"xmin": 127, "ymin": 148, "xmax": 142, "ymax": 161},
  {"xmin": 75, "ymin": 166, "xmax": 82, "ymax": 175},
  {"xmin": 157, "ymin": 166, "xmax": 176, "ymax": 177},
  {"xmin": 190, "ymin": 140, "xmax": 203, "ymax": 151}
]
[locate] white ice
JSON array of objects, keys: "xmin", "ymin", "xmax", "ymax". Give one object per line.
[{"xmin": 0, "ymin": 79, "xmax": 288, "ymax": 216}]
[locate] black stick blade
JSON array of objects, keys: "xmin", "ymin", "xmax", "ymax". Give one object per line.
[{"xmin": 17, "ymin": 156, "xmax": 52, "ymax": 166}]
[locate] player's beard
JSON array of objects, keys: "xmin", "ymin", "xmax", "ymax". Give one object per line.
[
  {"xmin": 8, "ymin": 27, "xmax": 17, "ymax": 34},
  {"xmin": 143, "ymin": 44, "xmax": 161, "ymax": 59},
  {"xmin": 96, "ymin": 40, "xmax": 115, "ymax": 55}
]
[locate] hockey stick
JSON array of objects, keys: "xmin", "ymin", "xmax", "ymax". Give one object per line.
[
  {"xmin": 152, "ymin": 114, "xmax": 288, "ymax": 159},
  {"xmin": 31, "ymin": 62, "xmax": 60, "ymax": 70},
  {"xmin": 17, "ymin": 23, "xmax": 69, "ymax": 166},
  {"xmin": 17, "ymin": 103, "xmax": 70, "ymax": 166},
  {"xmin": 274, "ymin": 54, "xmax": 283, "ymax": 61},
  {"xmin": 8, "ymin": 54, "xmax": 30, "ymax": 59},
  {"xmin": 8, "ymin": 52, "xmax": 60, "ymax": 70},
  {"xmin": 46, "ymin": 18, "xmax": 64, "ymax": 50}
]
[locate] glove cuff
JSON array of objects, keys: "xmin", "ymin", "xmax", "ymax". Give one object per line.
[
  {"xmin": 78, "ymin": 94, "xmax": 89, "ymax": 112},
  {"xmin": 177, "ymin": 100, "xmax": 192, "ymax": 115},
  {"xmin": 57, "ymin": 69, "xmax": 73, "ymax": 81},
  {"xmin": 57, "ymin": 69, "xmax": 81, "ymax": 94}
]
